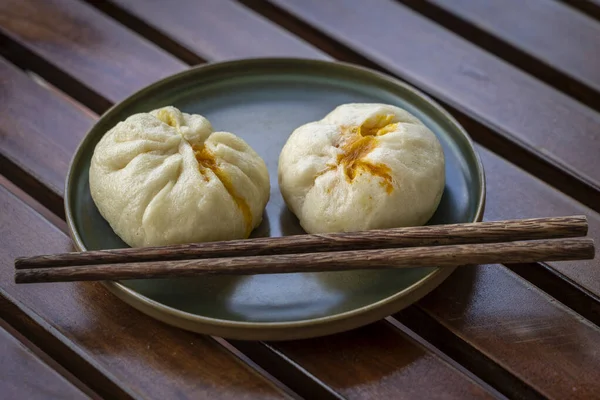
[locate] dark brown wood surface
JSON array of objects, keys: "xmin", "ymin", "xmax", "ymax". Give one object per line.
[
  {"xmin": 265, "ymin": 321, "xmax": 498, "ymax": 399},
  {"xmin": 266, "ymin": 0, "xmax": 600, "ymax": 196},
  {"xmin": 2, "ymin": 0, "xmax": 600, "ymax": 398},
  {"xmin": 562, "ymin": 0, "xmax": 600, "ymax": 22},
  {"xmin": 478, "ymin": 145, "xmax": 600, "ymax": 295},
  {"xmin": 396, "ymin": 0, "xmax": 600, "ymax": 113},
  {"xmin": 102, "ymin": 0, "xmax": 325, "ymax": 61},
  {"xmin": 416, "ymin": 263, "xmax": 600, "ymax": 399},
  {"xmin": 421, "ymin": 0, "xmax": 600, "ymax": 95},
  {"xmin": 0, "ymin": 0, "xmax": 185, "ymax": 104},
  {"xmin": 0, "ymin": 320, "xmax": 90, "ymax": 399},
  {"xmin": 0, "ymin": 57, "xmax": 93, "ymax": 214}
]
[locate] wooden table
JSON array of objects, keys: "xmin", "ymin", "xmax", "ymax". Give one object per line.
[{"xmin": 1, "ymin": 0, "xmax": 600, "ymax": 398}]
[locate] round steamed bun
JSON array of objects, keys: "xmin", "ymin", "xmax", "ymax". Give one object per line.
[
  {"xmin": 89, "ymin": 106, "xmax": 270, "ymax": 247},
  {"xmin": 278, "ymin": 103, "xmax": 445, "ymax": 233}
]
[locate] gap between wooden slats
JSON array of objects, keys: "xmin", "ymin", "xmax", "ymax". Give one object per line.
[
  {"xmin": 0, "ymin": 293, "xmax": 136, "ymax": 400},
  {"xmin": 398, "ymin": 0, "xmax": 600, "ymax": 112},
  {"xmin": 560, "ymin": 0, "xmax": 600, "ymax": 22},
  {"xmin": 0, "ymin": 316, "xmax": 96, "ymax": 399},
  {"xmin": 0, "ymin": 30, "xmax": 112, "ymax": 115},
  {"xmin": 385, "ymin": 315, "xmax": 537, "ymax": 400}
]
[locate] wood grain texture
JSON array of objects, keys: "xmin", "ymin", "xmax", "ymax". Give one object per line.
[
  {"xmin": 423, "ymin": 0, "xmax": 600, "ymax": 94},
  {"xmin": 0, "ymin": 174, "xmax": 67, "ymax": 233},
  {"xmin": 394, "ymin": 147, "xmax": 600, "ymax": 399},
  {"xmin": 0, "ymin": 187, "xmax": 288, "ymax": 400},
  {"xmin": 560, "ymin": 0, "xmax": 600, "ymax": 22},
  {"xmin": 266, "ymin": 321, "xmax": 497, "ymax": 399},
  {"xmin": 0, "ymin": 320, "xmax": 90, "ymax": 400},
  {"xmin": 477, "ymin": 144, "xmax": 600, "ymax": 296},
  {"xmin": 414, "ymin": 263, "xmax": 600, "ymax": 399},
  {"xmin": 0, "ymin": 57, "xmax": 93, "ymax": 197},
  {"xmin": 103, "ymin": 0, "xmax": 325, "ymax": 61},
  {"xmin": 267, "ymin": 0, "xmax": 600, "ymax": 191},
  {"xmin": 0, "ymin": 0, "xmax": 186, "ymax": 103},
  {"xmin": 16, "ymin": 216, "xmax": 588, "ymax": 268},
  {"xmin": 14, "ymin": 239, "xmax": 595, "ymax": 283},
  {"xmin": 0, "ymin": 293, "xmax": 136, "ymax": 399}
]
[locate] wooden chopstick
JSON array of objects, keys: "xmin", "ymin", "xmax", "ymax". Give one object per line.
[
  {"xmin": 15, "ymin": 238, "xmax": 595, "ymax": 283},
  {"xmin": 15, "ymin": 216, "xmax": 588, "ymax": 269}
]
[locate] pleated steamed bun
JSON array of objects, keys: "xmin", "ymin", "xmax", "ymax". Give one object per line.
[
  {"xmin": 278, "ymin": 103, "xmax": 445, "ymax": 233},
  {"xmin": 89, "ymin": 106, "xmax": 270, "ymax": 247}
]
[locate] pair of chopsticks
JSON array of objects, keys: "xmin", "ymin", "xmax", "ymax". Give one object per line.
[{"xmin": 14, "ymin": 216, "xmax": 595, "ymax": 284}]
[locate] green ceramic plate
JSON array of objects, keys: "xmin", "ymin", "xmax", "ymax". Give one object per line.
[{"xmin": 66, "ymin": 58, "xmax": 485, "ymax": 340}]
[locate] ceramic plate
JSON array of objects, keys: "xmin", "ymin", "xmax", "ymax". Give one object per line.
[{"xmin": 65, "ymin": 58, "xmax": 485, "ymax": 340}]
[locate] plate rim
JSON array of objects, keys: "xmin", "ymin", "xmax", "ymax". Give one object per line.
[{"xmin": 65, "ymin": 57, "xmax": 486, "ymax": 340}]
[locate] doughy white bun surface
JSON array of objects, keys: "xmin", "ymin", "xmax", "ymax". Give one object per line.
[
  {"xmin": 278, "ymin": 103, "xmax": 445, "ymax": 233},
  {"xmin": 89, "ymin": 106, "xmax": 270, "ymax": 247}
]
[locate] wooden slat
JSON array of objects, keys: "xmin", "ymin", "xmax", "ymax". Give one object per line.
[
  {"xmin": 423, "ymin": 0, "xmax": 600, "ymax": 95},
  {"xmin": 477, "ymin": 145, "xmax": 600, "ymax": 296},
  {"xmin": 407, "ymin": 0, "xmax": 600, "ymax": 109},
  {"xmin": 95, "ymin": 0, "xmax": 325, "ymax": 61},
  {"xmin": 0, "ymin": 186, "xmax": 289, "ymax": 400},
  {"xmin": 0, "ymin": 58, "xmax": 93, "ymax": 197},
  {"xmin": 266, "ymin": 0, "xmax": 600, "ymax": 194},
  {"xmin": 561, "ymin": 0, "xmax": 600, "ymax": 22},
  {"xmin": 0, "ymin": 0, "xmax": 186, "ymax": 104},
  {"xmin": 265, "ymin": 322, "xmax": 498, "ymax": 399},
  {"xmin": 0, "ymin": 175, "xmax": 67, "ymax": 233},
  {"xmin": 0, "ymin": 320, "xmax": 90, "ymax": 400},
  {"xmin": 415, "ymin": 262, "xmax": 600, "ymax": 399},
  {"xmin": 394, "ymin": 148, "xmax": 600, "ymax": 400},
  {"xmin": 0, "ymin": 55, "xmax": 497, "ymax": 400}
]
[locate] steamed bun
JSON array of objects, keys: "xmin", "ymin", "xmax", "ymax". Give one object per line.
[
  {"xmin": 89, "ymin": 106, "xmax": 270, "ymax": 247},
  {"xmin": 278, "ymin": 103, "xmax": 444, "ymax": 233}
]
